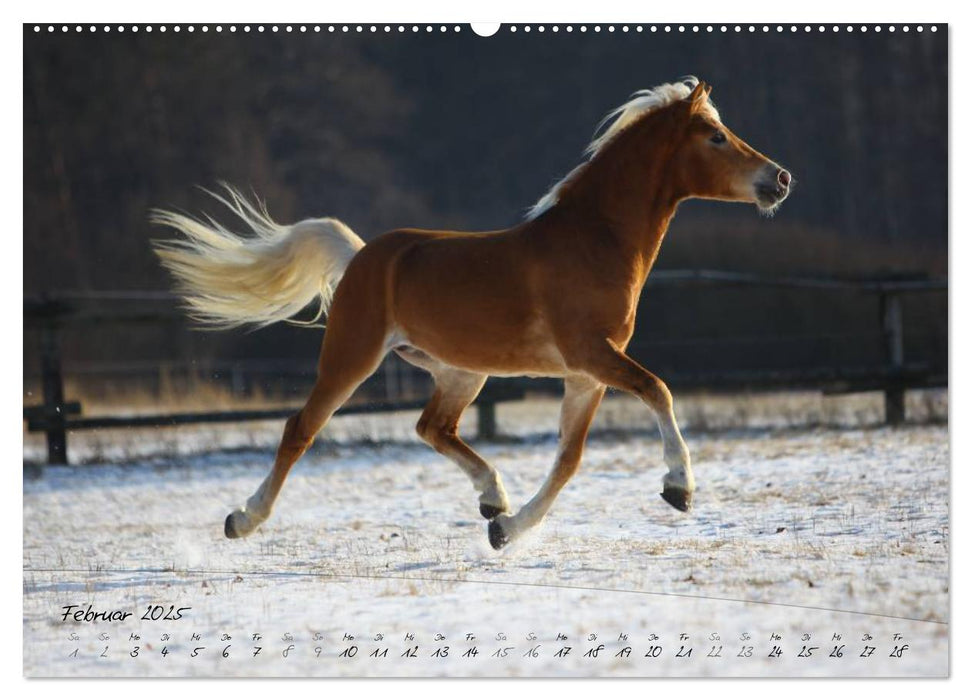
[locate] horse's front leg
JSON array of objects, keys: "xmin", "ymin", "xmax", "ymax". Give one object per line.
[
  {"xmin": 573, "ymin": 339, "xmax": 694, "ymax": 512},
  {"xmin": 489, "ymin": 376, "xmax": 605, "ymax": 549}
]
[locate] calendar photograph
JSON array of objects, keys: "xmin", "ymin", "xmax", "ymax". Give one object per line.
[{"xmin": 22, "ymin": 20, "xmax": 948, "ymax": 677}]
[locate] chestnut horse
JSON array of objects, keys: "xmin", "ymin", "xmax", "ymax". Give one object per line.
[{"xmin": 153, "ymin": 78, "xmax": 791, "ymax": 549}]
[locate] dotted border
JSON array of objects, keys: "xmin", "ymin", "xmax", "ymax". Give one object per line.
[{"xmin": 30, "ymin": 24, "xmax": 941, "ymax": 35}]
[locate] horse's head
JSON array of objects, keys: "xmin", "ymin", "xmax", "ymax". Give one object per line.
[{"xmin": 669, "ymin": 81, "xmax": 791, "ymax": 214}]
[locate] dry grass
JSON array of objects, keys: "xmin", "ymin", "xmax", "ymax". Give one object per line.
[
  {"xmin": 22, "ymin": 378, "xmax": 948, "ymax": 465},
  {"xmin": 508, "ymin": 388, "xmax": 947, "ymax": 436},
  {"xmin": 24, "ymin": 373, "xmax": 295, "ymax": 416}
]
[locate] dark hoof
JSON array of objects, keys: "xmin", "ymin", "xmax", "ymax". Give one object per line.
[
  {"xmin": 488, "ymin": 519, "xmax": 510, "ymax": 550},
  {"xmin": 660, "ymin": 487, "xmax": 693, "ymax": 513},
  {"xmin": 224, "ymin": 514, "xmax": 241, "ymax": 539},
  {"xmin": 479, "ymin": 503, "xmax": 504, "ymax": 520}
]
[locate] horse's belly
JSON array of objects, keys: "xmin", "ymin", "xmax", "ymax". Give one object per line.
[
  {"xmin": 397, "ymin": 319, "xmax": 569, "ymax": 378},
  {"xmin": 389, "ymin": 235, "xmax": 570, "ymax": 376}
]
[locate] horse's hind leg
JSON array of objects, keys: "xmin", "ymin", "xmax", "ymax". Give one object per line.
[
  {"xmin": 410, "ymin": 360, "xmax": 510, "ymax": 519},
  {"xmin": 489, "ymin": 375, "xmax": 605, "ymax": 548},
  {"xmin": 224, "ymin": 315, "xmax": 389, "ymax": 539}
]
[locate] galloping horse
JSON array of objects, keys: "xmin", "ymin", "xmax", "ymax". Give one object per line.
[{"xmin": 153, "ymin": 78, "xmax": 791, "ymax": 549}]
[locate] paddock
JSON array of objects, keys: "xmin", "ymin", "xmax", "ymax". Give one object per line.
[{"xmin": 23, "ymin": 416, "xmax": 948, "ymax": 677}]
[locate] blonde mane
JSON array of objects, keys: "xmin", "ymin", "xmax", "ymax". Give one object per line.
[{"xmin": 526, "ymin": 76, "xmax": 720, "ymax": 221}]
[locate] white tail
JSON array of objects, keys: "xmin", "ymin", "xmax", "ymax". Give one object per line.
[{"xmin": 151, "ymin": 186, "xmax": 365, "ymax": 329}]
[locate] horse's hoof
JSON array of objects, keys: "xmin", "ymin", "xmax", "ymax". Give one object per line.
[
  {"xmin": 488, "ymin": 519, "xmax": 510, "ymax": 550},
  {"xmin": 479, "ymin": 503, "xmax": 504, "ymax": 520},
  {"xmin": 660, "ymin": 487, "xmax": 693, "ymax": 513},
  {"xmin": 224, "ymin": 513, "xmax": 242, "ymax": 539}
]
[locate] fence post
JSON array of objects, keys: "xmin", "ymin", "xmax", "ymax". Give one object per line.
[
  {"xmin": 477, "ymin": 400, "xmax": 497, "ymax": 441},
  {"xmin": 40, "ymin": 321, "xmax": 69, "ymax": 464},
  {"xmin": 230, "ymin": 362, "xmax": 246, "ymax": 397},
  {"xmin": 881, "ymin": 291, "xmax": 905, "ymax": 426}
]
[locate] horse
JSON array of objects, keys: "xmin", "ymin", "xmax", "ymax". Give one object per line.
[{"xmin": 152, "ymin": 77, "xmax": 791, "ymax": 550}]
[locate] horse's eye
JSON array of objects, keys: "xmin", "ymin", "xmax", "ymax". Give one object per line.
[{"xmin": 710, "ymin": 131, "xmax": 726, "ymax": 144}]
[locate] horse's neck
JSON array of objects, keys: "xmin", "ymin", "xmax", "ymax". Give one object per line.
[
  {"xmin": 632, "ymin": 207, "xmax": 677, "ymax": 283},
  {"xmin": 570, "ymin": 127, "xmax": 682, "ymax": 276}
]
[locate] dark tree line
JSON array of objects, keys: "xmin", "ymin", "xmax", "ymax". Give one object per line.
[{"xmin": 24, "ymin": 26, "xmax": 947, "ymax": 379}]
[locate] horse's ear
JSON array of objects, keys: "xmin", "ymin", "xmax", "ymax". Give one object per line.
[
  {"xmin": 687, "ymin": 80, "xmax": 707, "ymax": 104},
  {"xmin": 687, "ymin": 81, "xmax": 711, "ymax": 114}
]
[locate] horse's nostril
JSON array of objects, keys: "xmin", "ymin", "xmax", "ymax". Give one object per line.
[{"xmin": 778, "ymin": 169, "xmax": 791, "ymax": 188}]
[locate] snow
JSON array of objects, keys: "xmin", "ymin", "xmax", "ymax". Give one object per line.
[{"xmin": 23, "ymin": 409, "xmax": 948, "ymax": 677}]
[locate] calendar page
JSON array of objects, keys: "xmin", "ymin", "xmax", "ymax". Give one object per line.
[{"xmin": 22, "ymin": 18, "xmax": 949, "ymax": 678}]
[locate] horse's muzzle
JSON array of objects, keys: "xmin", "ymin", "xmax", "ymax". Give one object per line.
[{"xmin": 755, "ymin": 167, "xmax": 792, "ymax": 210}]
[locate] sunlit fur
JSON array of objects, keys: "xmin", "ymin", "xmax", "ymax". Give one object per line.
[
  {"xmin": 527, "ymin": 76, "xmax": 720, "ymax": 220},
  {"xmin": 154, "ymin": 78, "xmax": 789, "ymax": 549}
]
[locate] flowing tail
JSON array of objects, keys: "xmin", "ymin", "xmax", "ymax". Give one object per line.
[{"xmin": 151, "ymin": 186, "xmax": 365, "ymax": 329}]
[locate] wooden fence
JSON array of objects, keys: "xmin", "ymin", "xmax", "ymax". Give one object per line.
[{"xmin": 24, "ymin": 270, "xmax": 946, "ymax": 465}]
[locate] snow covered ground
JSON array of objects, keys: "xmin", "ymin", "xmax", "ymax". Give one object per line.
[{"xmin": 23, "ymin": 400, "xmax": 948, "ymax": 678}]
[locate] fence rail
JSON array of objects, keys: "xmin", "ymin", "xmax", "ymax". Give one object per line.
[{"xmin": 23, "ymin": 270, "xmax": 947, "ymax": 465}]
